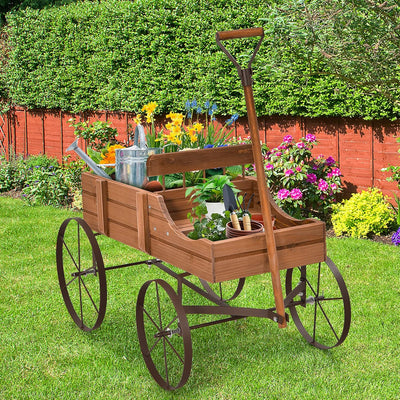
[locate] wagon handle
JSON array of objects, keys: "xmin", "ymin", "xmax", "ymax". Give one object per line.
[
  {"xmin": 216, "ymin": 27, "xmax": 287, "ymax": 328},
  {"xmin": 216, "ymin": 28, "xmax": 264, "ymax": 86}
]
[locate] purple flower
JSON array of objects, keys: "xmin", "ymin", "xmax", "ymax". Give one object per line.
[
  {"xmin": 332, "ymin": 167, "xmax": 341, "ymax": 176},
  {"xmin": 283, "ymin": 135, "xmax": 293, "ymax": 143},
  {"xmin": 391, "ymin": 228, "xmax": 400, "ymax": 245},
  {"xmin": 327, "ymin": 172, "xmax": 333, "ymax": 178},
  {"xmin": 290, "ymin": 188, "xmax": 303, "ymax": 200},
  {"xmin": 306, "ymin": 173, "xmax": 317, "ymax": 183},
  {"xmin": 265, "ymin": 163, "xmax": 274, "ymax": 171},
  {"xmin": 275, "ymin": 152, "xmax": 282, "ymax": 157},
  {"xmin": 330, "ymin": 183, "xmax": 337, "ymax": 190},
  {"xmin": 325, "ymin": 156, "xmax": 335, "ymax": 166},
  {"xmin": 296, "ymin": 166, "xmax": 302, "ymax": 172},
  {"xmin": 318, "ymin": 179, "xmax": 329, "ymax": 191},
  {"xmin": 285, "ymin": 169, "xmax": 294, "ymax": 176},
  {"xmin": 203, "ymin": 144, "xmax": 213, "ymax": 149},
  {"xmin": 305, "ymin": 134, "xmax": 316, "ymax": 143},
  {"xmin": 277, "ymin": 189, "xmax": 290, "ymax": 200},
  {"xmin": 296, "ymin": 142, "xmax": 306, "ymax": 149}
]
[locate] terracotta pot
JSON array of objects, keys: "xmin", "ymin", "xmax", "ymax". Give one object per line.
[
  {"xmin": 250, "ymin": 213, "xmax": 276, "ymax": 229},
  {"xmin": 226, "ymin": 220, "xmax": 264, "ymax": 238}
]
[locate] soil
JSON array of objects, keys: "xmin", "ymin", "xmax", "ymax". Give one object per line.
[{"xmin": 1, "ymin": 189, "xmax": 396, "ymax": 245}]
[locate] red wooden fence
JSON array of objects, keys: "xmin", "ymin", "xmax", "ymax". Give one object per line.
[{"xmin": 1, "ymin": 106, "xmax": 400, "ymax": 199}]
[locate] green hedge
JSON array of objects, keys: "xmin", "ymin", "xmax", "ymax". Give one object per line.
[{"xmin": 3, "ymin": 0, "xmax": 399, "ymax": 119}]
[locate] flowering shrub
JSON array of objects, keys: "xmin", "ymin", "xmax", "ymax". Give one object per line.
[
  {"xmin": 331, "ymin": 188, "xmax": 395, "ymax": 238},
  {"xmin": 263, "ymin": 134, "xmax": 343, "ymax": 219}
]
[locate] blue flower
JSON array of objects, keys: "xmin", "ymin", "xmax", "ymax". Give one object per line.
[
  {"xmin": 231, "ymin": 113, "xmax": 239, "ymax": 122},
  {"xmin": 187, "ymin": 112, "xmax": 192, "ymax": 118},
  {"xmin": 204, "ymin": 100, "xmax": 210, "ymax": 109},
  {"xmin": 197, "ymin": 107, "xmax": 202, "ymax": 113},
  {"xmin": 211, "ymin": 103, "xmax": 217, "ymax": 111},
  {"xmin": 392, "ymin": 228, "xmax": 400, "ymax": 245},
  {"xmin": 203, "ymin": 144, "xmax": 214, "ymax": 149},
  {"xmin": 185, "ymin": 100, "xmax": 191, "ymax": 110},
  {"xmin": 191, "ymin": 99, "xmax": 197, "ymax": 108}
]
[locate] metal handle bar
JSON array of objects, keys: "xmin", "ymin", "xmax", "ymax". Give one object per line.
[{"xmin": 215, "ymin": 27, "xmax": 264, "ymax": 86}]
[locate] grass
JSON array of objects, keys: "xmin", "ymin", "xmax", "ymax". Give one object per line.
[{"xmin": 1, "ymin": 196, "xmax": 399, "ymax": 399}]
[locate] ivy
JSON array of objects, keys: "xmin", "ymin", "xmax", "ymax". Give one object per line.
[{"xmin": 2, "ymin": 0, "xmax": 400, "ymax": 119}]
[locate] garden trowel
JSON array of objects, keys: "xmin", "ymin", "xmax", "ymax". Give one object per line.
[{"xmin": 223, "ymin": 184, "xmax": 241, "ymax": 230}]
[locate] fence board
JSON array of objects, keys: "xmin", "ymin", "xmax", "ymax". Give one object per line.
[{"xmin": 3, "ymin": 106, "xmax": 400, "ymax": 200}]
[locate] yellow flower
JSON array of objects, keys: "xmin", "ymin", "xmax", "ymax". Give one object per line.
[
  {"xmin": 142, "ymin": 101, "xmax": 158, "ymax": 115},
  {"xmin": 192, "ymin": 122, "xmax": 204, "ymax": 133},
  {"xmin": 134, "ymin": 114, "xmax": 142, "ymax": 125}
]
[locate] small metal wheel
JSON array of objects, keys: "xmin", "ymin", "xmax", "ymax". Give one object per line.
[
  {"xmin": 199, "ymin": 278, "xmax": 245, "ymax": 302},
  {"xmin": 285, "ymin": 257, "xmax": 351, "ymax": 349},
  {"xmin": 56, "ymin": 217, "xmax": 107, "ymax": 332},
  {"xmin": 136, "ymin": 279, "xmax": 192, "ymax": 390}
]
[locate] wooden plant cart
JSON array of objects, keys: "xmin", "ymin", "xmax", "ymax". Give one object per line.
[{"xmin": 56, "ymin": 29, "xmax": 351, "ymax": 391}]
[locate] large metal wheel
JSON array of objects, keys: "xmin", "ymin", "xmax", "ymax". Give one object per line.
[
  {"xmin": 136, "ymin": 279, "xmax": 192, "ymax": 390},
  {"xmin": 199, "ymin": 278, "xmax": 245, "ymax": 302},
  {"xmin": 285, "ymin": 257, "xmax": 351, "ymax": 349},
  {"xmin": 56, "ymin": 217, "xmax": 107, "ymax": 332}
]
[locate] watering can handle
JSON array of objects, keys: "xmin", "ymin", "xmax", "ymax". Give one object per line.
[
  {"xmin": 133, "ymin": 124, "xmax": 147, "ymax": 149},
  {"xmin": 215, "ymin": 27, "xmax": 264, "ymax": 80}
]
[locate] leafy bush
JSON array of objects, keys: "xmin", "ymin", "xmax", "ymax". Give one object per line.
[
  {"xmin": 261, "ymin": 134, "xmax": 342, "ymax": 220},
  {"xmin": 0, "ymin": 153, "xmax": 27, "ymax": 191},
  {"xmin": 331, "ymin": 188, "xmax": 395, "ymax": 238},
  {"xmin": 3, "ymin": 0, "xmax": 399, "ymax": 119}
]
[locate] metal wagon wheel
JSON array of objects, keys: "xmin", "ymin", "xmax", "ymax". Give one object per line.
[
  {"xmin": 285, "ymin": 257, "xmax": 351, "ymax": 349},
  {"xmin": 136, "ymin": 279, "xmax": 192, "ymax": 390},
  {"xmin": 199, "ymin": 278, "xmax": 246, "ymax": 302},
  {"xmin": 56, "ymin": 217, "xmax": 107, "ymax": 332}
]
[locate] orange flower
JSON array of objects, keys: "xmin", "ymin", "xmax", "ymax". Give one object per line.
[{"xmin": 100, "ymin": 144, "xmax": 125, "ymax": 164}]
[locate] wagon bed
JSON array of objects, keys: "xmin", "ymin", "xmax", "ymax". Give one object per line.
[{"xmin": 81, "ymin": 144, "xmax": 326, "ymax": 283}]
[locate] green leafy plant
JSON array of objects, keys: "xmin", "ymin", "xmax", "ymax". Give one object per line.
[
  {"xmin": 22, "ymin": 165, "xmax": 72, "ymax": 207},
  {"xmin": 185, "ymin": 175, "xmax": 239, "ymax": 203},
  {"xmin": 68, "ymin": 118, "xmax": 120, "ymax": 151},
  {"xmin": 187, "ymin": 202, "xmax": 230, "ymax": 241},
  {"xmin": 331, "ymin": 188, "xmax": 395, "ymax": 238}
]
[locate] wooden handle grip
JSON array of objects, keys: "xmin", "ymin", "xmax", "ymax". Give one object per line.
[
  {"xmin": 243, "ymin": 214, "xmax": 251, "ymax": 231},
  {"xmin": 230, "ymin": 212, "xmax": 241, "ymax": 230},
  {"xmin": 216, "ymin": 27, "xmax": 264, "ymax": 41}
]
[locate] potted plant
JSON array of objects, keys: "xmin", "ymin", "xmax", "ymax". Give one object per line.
[{"xmin": 185, "ymin": 174, "xmax": 239, "ymax": 217}]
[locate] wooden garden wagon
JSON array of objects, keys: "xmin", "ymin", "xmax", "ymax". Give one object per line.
[{"xmin": 56, "ymin": 28, "xmax": 351, "ymax": 391}]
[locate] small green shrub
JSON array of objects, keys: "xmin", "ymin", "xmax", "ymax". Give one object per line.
[
  {"xmin": 22, "ymin": 165, "xmax": 72, "ymax": 207},
  {"xmin": 0, "ymin": 153, "xmax": 26, "ymax": 191},
  {"xmin": 331, "ymin": 188, "xmax": 395, "ymax": 238}
]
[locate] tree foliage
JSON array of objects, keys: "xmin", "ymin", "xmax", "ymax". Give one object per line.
[{"xmin": 2, "ymin": 0, "xmax": 400, "ymax": 119}]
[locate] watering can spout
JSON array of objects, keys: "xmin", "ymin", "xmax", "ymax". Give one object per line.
[{"xmin": 66, "ymin": 139, "xmax": 110, "ymax": 179}]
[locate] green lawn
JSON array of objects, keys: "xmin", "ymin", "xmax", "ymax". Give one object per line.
[{"xmin": 1, "ymin": 196, "xmax": 399, "ymax": 399}]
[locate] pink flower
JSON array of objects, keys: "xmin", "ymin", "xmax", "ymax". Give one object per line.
[
  {"xmin": 327, "ymin": 172, "xmax": 333, "ymax": 178},
  {"xmin": 296, "ymin": 166, "xmax": 302, "ymax": 172},
  {"xmin": 318, "ymin": 179, "xmax": 329, "ymax": 191},
  {"xmin": 305, "ymin": 134, "xmax": 316, "ymax": 143},
  {"xmin": 275, "ymin": 152, "xmax": 282, "ymax": 157},
  {"xmin": 290, "ymin": 188, "xmax": 303, "ymax": 200},
  {"xmin": 325, "ymin": 156, "xmax": 335, "ymax": 166},
  {"xmin": 285, "ymin": 169, "xmax": 294, "ymax": 176},
  {"xmin": 330, "ymin": 183, "xmax": 337, "ymax": 190},
  {"xmin": 296, "ymin": 142, "xmax": 306, "ymax": 149},
  {"xmin": 265, "ymin": 163, "xmax": 274, "ymax": 171},
  {"xmin": 283, "ymin": 135, "xmax": 293, "ymax": 143},
  {"xmin": 277, "ymin": 189, "xmax": 290, "ymax": 200},
  {"xmin": 306, "ymin": 173, "xmax": 317, "ymax": 183},
  {"xmin": 332, "ymin": 167, "xmax": 341, "ymax": 176}
]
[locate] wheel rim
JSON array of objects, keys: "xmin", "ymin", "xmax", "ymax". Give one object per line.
[
  {"xmin": 285, "ymin": 257, "xmax": 351, "ymax": 349},
  {"xmin": 56, "ymin": 218, "xmax": 107, "ymax": 332},
  {"xmin": 136, "ymin": 279, "xmax": 192, "ymax": 390},
  {"xmin": 199, "ymin": 278, "xmax": 245, "ymax": 302}
]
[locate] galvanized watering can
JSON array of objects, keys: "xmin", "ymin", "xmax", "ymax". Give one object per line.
[{"xmin": 115, "ymin": 125, "xmax": 161, "ymax": 188}]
